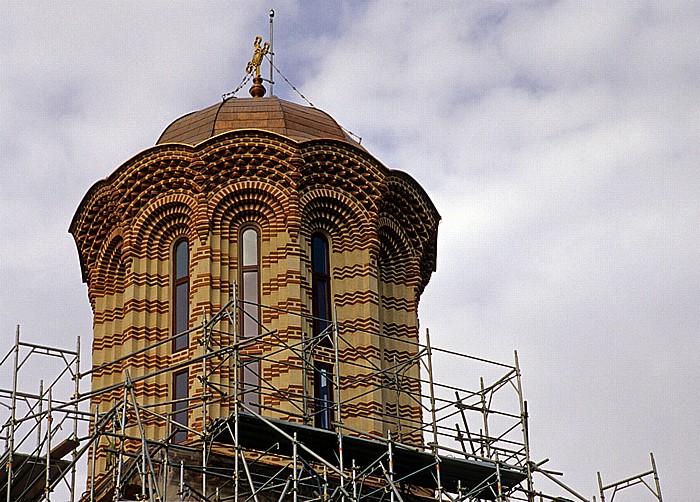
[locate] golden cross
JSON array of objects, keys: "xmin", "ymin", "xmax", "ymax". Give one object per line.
[{"xmin": 246, "ymin": 36, "xmax": 270, "ymax": 78}]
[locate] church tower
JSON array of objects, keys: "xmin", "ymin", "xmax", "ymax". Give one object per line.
[{"xmin": 70, "ymin": 44, "xmax": 440, "ymax": 499}]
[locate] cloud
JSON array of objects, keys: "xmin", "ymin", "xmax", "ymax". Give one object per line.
[
  {"xmin": 0, "ymin": 1, "xmax": 697, "ymax": 500},
  {"xmin": 296, "ymin": 1, "xmax": 699, "ymax": 497}
]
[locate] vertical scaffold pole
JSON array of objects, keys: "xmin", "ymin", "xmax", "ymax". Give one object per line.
[
  {"xmin": 70, "ymin": 335, "xmax": 81, "ymax": 502},
  {"xmin": 125, "ymin": 370, "xmax": 160, "ymax": 501},
  {"xmin": 651, "ymin": 452, "xmax": 663, "ymax": 502},
  {"xmin": 179, "ymin": 460, "xmax": 185, "ymax": 501},
  {"xmin": 233, "ymin": 282, "xmax": 240, "ymax": 502},
  {"xmin": 388, "ymin": 431, "xmax": 395, "ymax": 502},
  {"xmin": 6, "ymin": 325, "xmax": 20, "ymax": 502},
  {"xmin": 425, "ymin": 329, "xmax": 442, "ymax": 498},
  {"xmin": 37, "ymin": 380, "xmax": 44, "ymax": 451},
  {"xmin": 164, "ymin": 415, "xmax": 170, "ymax": 501},
  {"xmin": 495, "ymin": 461, "xmax": 503, "ymax": 502},
  {"xmin": 323, "ymin": 466, "xmax": 329, "ymax": 502},
  {"xmin": 597, "ymin": 471, "xmax": 605, "ymax": 502},
  {"xmin": 292, "ymin": 432, "xmax": 299, "ymax": 502},
  {"xmin": 115, "ymin": 385, "xmax": 129, "ymax": 501},
  {"xmin": 514, "ymin": 350, "xmax": 534, "ymax": 501},
  {"xmin": 332, "ymin": 305, "xmax": 345, "ymax": 496},
  {"xmin": 110, "ymin": 399, "xmax": 117, "ymax": 491},
  {"xmin": 480, "ymin": 377, "xmax": 491, "ymax": 458},
  {"xmin": 352, "ymin": 459, "xmax": 357, "ymax": 501},
  {"xmin": 90, "ymin": 406, "xmax": 98, "ymax": 502},
  {"xmin": 301, "ymin": 331, "xmax": 309, "ymax": 425},
  {"xmin": 393, "ymin": 355, "xmax": 402, "ymax": 441},
  {"xmin": 201, "ymin": 313, "xmax": 209, "ymax": 498},
  {"xmin": 45, "ymin": 387, "xmax": 53, "ymax": 502}
]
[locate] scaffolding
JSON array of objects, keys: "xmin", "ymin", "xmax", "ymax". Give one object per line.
[
  {"xmin": 0, "ymin": 326, "xmax": 82, "ymax": 501},
  {"xmin": 595, "ymin": 453, "xmax": 663, "ymax": 502},
  {"xmin": 0, "ymin": 297, "xmax": 663, "ymax": 502}
]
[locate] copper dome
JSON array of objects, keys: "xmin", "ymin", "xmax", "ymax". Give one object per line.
[{"xmin": 157, "ymin": 96, "xmax": 359, "ymax": 147}]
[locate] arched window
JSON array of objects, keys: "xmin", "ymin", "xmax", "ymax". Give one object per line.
[
  {"xmin": 240, "ymin": 226, "xmax": 260, "ymax": 338},
  {"xmin": 311, "ymin": 232, "xmax": 332, "ymax": 338},
  {"xmin": 172, "ymin": 238, "xmax": 189, "ymax": 351}
]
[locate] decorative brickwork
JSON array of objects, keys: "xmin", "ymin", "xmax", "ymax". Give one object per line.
[{"xmin": 70, "ymin": 96, "xmax": 439, "ymax": 482}]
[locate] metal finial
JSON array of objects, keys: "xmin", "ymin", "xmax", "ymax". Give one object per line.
[{"xmin": 246, "ymin": 36, "xmax": 270, "ymax": 79}]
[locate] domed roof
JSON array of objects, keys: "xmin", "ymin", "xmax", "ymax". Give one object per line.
[{"xmin": 157, "ymin": 96, "xmax": 360, "ymax": 147}]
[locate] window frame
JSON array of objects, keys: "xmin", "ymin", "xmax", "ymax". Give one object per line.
[
  {"xmin": 311, "ymin": 232, "xmax": 332, "ymax": 342},
  {"xmin": 171, "ymin": 369, "xmax": 189, "ymax": 444},
  {"xmin": 240, "ymin": 357, "xmax": 261, "ymax": 410},
  {"xmin": 313, "ymin": 361, "xmax": 335, "ymax": 430},
  {"xmin": 172, "ymin": 237, "xmax": 189, "ymax": 352},
  {"xmin": 239, "ymin": 225, "xmax": 261, "ymax": 338}
]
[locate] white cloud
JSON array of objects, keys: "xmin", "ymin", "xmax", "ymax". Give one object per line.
[{"xmin": 0, "ymin": 1, "xmax": 697, "ymax": 500}]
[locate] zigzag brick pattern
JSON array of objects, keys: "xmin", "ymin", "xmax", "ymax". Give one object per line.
[{"xmin": 70, "ymin": 96, "xmax": 440, "ymax": 482}]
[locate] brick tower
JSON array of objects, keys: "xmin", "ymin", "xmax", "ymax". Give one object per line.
[{"xmin": 70, "ymin": 68, "xmax": 440, "ymax": 498}]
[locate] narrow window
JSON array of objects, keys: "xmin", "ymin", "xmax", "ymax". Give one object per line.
[
  {"xmin": 311, "ymin": 233, "xmax": 332, "ymax": 339},
  {"xmin": 240, "ymin": 227, "xmax": 260, "ymax": 338},
  {"xmin": 172, "ymin": 369, "xmax": 189, "ymax": 443},
  {"xmin": 240, "ymin": 358, "xmax": 260, "ymax": 410},
  {"xmin": 314, "ymin": 362, "xmax": 334, "ymax": 430},
  {"xmin": 172, "ymin": 239, "xmax": 189, "ymax": 351}
]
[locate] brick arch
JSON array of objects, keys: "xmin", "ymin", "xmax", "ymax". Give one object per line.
[
  {"xmin": 209, "ymin": 182, "xmax": 290, "ymax": 242},
  {"xmin": 113, "ymin": 151, "xmax": 200, "ymax": 224},
  {"xmin": 73, "ymin": 146, "xmax": 201, "ymax": 280},
  {"xmin": 298, "ymin": 142, "xmax": 386, "ymax": 214},
  {"xmin": 131, "ymin": 194, "xmax": 197, "ymax": 261},
  {"xmin": 300, "ymin": 188, "xmax": 372, "ymax": 252},
  {"xmin": 383, "ymin": 174, "xmax": 440, "ymax": 292},
  {"xmin": 71, "ymin": 184, "xmax": 124, "ymax": 284},
  {"xmin": 93, "ymin": 228, "xmax": 127, "ymax": 296},
  {"xmin": 377, "ymin": 215, "xmax": 419, "ymax": 287},
  {"xmin": 196, "ymin": 133, "xmax": 300, "ymax": 205}
]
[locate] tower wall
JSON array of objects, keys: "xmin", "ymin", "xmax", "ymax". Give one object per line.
[{"xmin": 72, "ymin": 126, "xmax": 439, "ymax": 480}]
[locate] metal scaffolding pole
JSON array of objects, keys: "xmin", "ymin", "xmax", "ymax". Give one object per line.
[
  {"xmin": 71, "ymin": 335, "xmax": 81, "ymax": 502},
  {"xmin": 424, "ymin": 328, "xmax": 443, "ymax": 499},
  {"xmin": 651, "ymin": 452, "xmax": 663, "ymax": 502},
  {"xmin": 125, "ymin": 370, "xmax": 161, "ymax": 501},
  {"xmin": 45, "ymin": 387, "xmax": 52, "ymax": 502},
  {"xmin": 114, "ymin": 384, "xmax": 129, "ymax": 501},
  {"xmin": 292, "ymin": 432, "xmax": 298, "ymax": 502},
  {"xmin": 90, "ymin": 406, "xmax": 98, "ymax": 501},
  {"xmin": 202, "ymin": 313, "xmax": 210, "ymax": 499},
  {"xmin": 332, "ymin": 305, "xmax": 345, "ymax": 500},
  {"xmin": 5, "ymin": 326, "xmax": 20, "ymax": 502},
  {"xmin": 514, "ymin": 350, "xmax": 534, "ymax": 502},
  {"xmin": 37, "ymin": 380, "xmax": 44, "ymax": 461},
  {"xmin": 233, "ymin": 281, "xmax": 241, "ymax": 502}
]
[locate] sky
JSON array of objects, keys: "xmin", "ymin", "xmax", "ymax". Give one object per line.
[{"xmin": 0, "ymin": 1, "xmax": 698, "ymax": 500}]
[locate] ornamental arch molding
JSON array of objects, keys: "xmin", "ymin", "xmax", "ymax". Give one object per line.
[
  {"xmin": 131, "ymin": 194, "xmax": 198, "ymax": 261},
  {"xmin": 209, "ymin": 181, "xmax": 291, "ymax": 242},
  {"xmin": 93, "ymin": 227, "xmax": 128, "ymax": 298},
  {"xmin": 377, "ymin": 215, "xmax": 418, "ymax": 287},
  {"xmin": 298, "ymin": 142, "xmax": 385, "ymax": 214},
  {"xmin": 115, "ymin": 149, "xmax": 199, "ymax": 221},
  {"xmin": 196, "ymin": 132, "xmax": 301, "ymax": 195},
  {"xmin": 300, "ymin": 188, "xmax": 373, "ymax": 252}
]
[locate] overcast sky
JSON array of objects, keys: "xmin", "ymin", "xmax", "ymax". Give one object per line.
[{"xmin": 1, "ymin": 1, "xmax": 697, "ymax": 500}]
